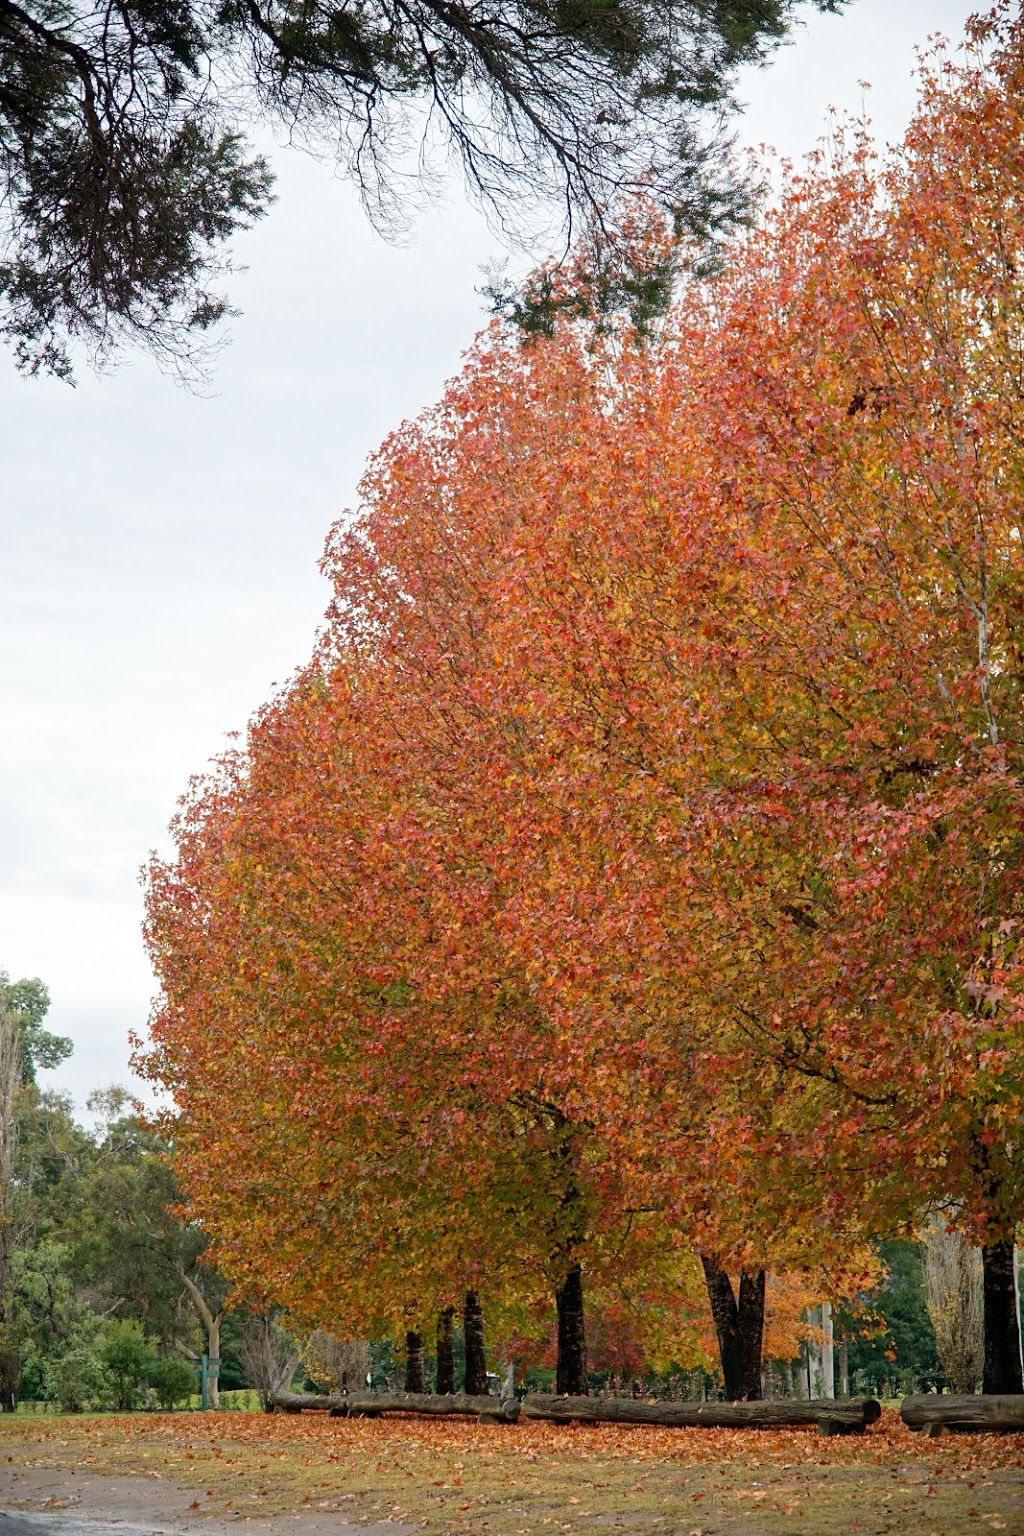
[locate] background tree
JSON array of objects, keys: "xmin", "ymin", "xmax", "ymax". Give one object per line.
[
  {"xmin": 0, "ymin": 974, "xmax": 72, "ymax": 1084},
  {"xmin": 0, "ymin": 996, "xmax": 21, "ymax": 1409},
  {"xmin": 239, "ymin": 1314, "xmax": 299, "ymax": 1410},
  {"xmin": 924, "ymin": 1222, "xmax": 983, "ymax": 1394},
  {"xmin": 0, "ymin": 0, "xmax": 845, "ymax": 379},
  {"xmin": 0, "ymin": 972, "xmax": 74, "ymax": 1408},
  {"xmin": 74, "ymin": 1103, "xmax": 230, "ymax": 1403}
]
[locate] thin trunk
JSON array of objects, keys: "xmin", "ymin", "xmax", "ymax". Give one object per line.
[
  {"xmin": 404, "ymin": 1331, "xmax": 425, "ymax": 1394},
  {"xmin": 700, "ymin": 1255, "xmax": 765, "ymax": 1401},
  {"xmin": 839, "ymin": 1336, "xmax": 849, "ymax": 1397},
  {"xmin": 207, "ymin": 1315, "xmax": 221, "ymax": 1408},
  {"xmin": 436, "ymin": 1308, "xmax": 455, "ymax": 1395},
  {"xmin": 463, "ymin": 1292, "xmax": 487, "ymax": 1396},
  {"xmin": 821, "ymin": 1302, "xmax": 835, "ymax": 1399},
  {"xmin": 176, "ymin": 1266, "xmax": 223, "ymax": 1408},
  {"xmin": 555, "ymin": 1262, "xmax": 588, "ymax": 1396},
  {"xmin": 982, "ymin": 1235, "xmax": 1024, "ymax": 1394}
]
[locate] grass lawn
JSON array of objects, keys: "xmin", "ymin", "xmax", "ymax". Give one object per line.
[{"xmin": 1, "ymin": 1406, "xmax": 1022, "ymax": 1534}]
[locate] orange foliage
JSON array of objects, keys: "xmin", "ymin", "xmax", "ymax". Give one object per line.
[{"xmin": 143, "ymin": 3, "xmax": 1024, "ymax": 1382}]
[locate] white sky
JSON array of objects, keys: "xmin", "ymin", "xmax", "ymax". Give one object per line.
[{"xmin": 0, "ymin": 0, "xmax": 982, "ymax": 1113}]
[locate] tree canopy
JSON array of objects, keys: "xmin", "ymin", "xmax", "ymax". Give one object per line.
[
  {"xmin": 143, "ymin": 5, "xmax": 1024, "ymax": 1398},
  {"xmin": 0, "ymin": 972, "xmax": 72, "ymax": 1083},
  {"xmin": 0, "ymin": 0, "xmax": 844, "ymax": 379}
]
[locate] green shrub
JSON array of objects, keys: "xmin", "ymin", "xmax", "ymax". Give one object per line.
[
  {"xmin": 148, "ymin": 1352, "xmax": 197, "ymax": 1411},
  {"xmin": 44, "ymin": 1347, "xmax": 105, "ymax": 1413},
  {"xmin": 97, "ymin": 1319, "xmax": 153, "ymax": 1410}
]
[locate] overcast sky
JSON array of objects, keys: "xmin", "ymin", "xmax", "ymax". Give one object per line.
[{"xmin": 1, "ymin": 0, "xmax": 982, "ymax": 1115}]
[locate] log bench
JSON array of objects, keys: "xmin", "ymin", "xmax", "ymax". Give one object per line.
[
  {"xmin": 901, "ymin": 1394, "xmax": 1024, "ymax": 1434},
  {"xmin": 522, "ymin": 1393, "xmax": 881, "ymax": 1434},
  {"xmin": 271, "ymin": 1390, "xmax": 519, "ymax": 1423}
]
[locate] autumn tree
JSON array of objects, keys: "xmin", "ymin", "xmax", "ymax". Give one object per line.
[
  {"xmin": 143, "ymin": 6, "xmax": 1024, "ymax": 1403},
  {"xmin": 143, "ymin": 304, "xmax": 878, "ymax": 1400},
  {"xmin": 647, "ymin": 7, "xmax": 1024, "ymax": 1391}
]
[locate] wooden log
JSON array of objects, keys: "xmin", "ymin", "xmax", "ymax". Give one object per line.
[
  {"xmin": 272, "ymin": 1391, "xmax": 341, "ymax": 1413},
  {"xmin": 271, "ymin": 1390, "xmax": 519, "ymax": 1421},
  {"xmin": 522, "ymin": 1394, "xmax": 880, "ymax": 1430},
  {"xmin": 346, "ymin": 1391, "xmax": 519, "ymax": 1422},
  {"xmin": 901, "ymin": 1394, "xmax": 1024, "ymax": 1433}
]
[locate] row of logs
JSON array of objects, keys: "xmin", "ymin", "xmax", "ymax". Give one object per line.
[
  {"xmin": 272, "ymin": 1390, "xmax": 878, "ymax": 1433},
  {"xmin": 271, "ymin": 1389, "xmax": 1024, "ymax": 1433}
]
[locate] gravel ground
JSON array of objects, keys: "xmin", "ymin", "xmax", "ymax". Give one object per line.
[{"xmin": 0, "ymin": 1467, "xmax": 412, "ymax": 1536}]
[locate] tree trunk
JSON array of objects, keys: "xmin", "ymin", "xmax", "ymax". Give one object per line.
[
  {"xmin": 463, "ymin": 1292, "xmax": 487, "ymax": 1396},
  {"xmin": 821, "ymin": 1302, "xmax": 835, "ymax": 1398},
  {"xmin": 175, "ymin": 1266, "xmax": 223, "ymax": 1409},
  {"xmin": 982, "ymin": 1235, "xmax": 1024, "ymax": 1394},
  {"xmin": 207, "ymin": 1313, "xmax": 221, "ymax": 1409},
  {"xmin": 700, "ymin": 1255, "xmax": 765, "ymax": 1401},
  {"xmin": 555, "ymin": 1262, "xmax": 588, "ymax": 1396},
  {"xmin": 436, "ymin": 1307, "xmax": 455, "ymax": 1395},
  {"xmin": 839, "ymin": 1336, "xmax": 849, "ymax": 1397},
  {"xmin": 404, "ymin": 1331, "xmax": 425, "ymax": 1394}
]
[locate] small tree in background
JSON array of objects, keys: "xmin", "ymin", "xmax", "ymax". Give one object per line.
[
  {"xmin": 148, "ymin": 1352, "xmax": 198, "ymax": 1410},
  {"xmin": 924, "ymin": 1221, "xmax": 983, "ymax": 1395},
  {"xmin": 43, "ymin": 1345, "xmax": 105, "ymax": 1414},
  {"xmin": 302, "ymin": 1331, "xmax": 369, "ymax": 1395},
  {"xmin": 239, "ymin": 1315, "xmax": 299, "ymax": 1411},
  {"xmin": 97, "ymin": 1319, "xmax": 153, "ymax": 1411}
]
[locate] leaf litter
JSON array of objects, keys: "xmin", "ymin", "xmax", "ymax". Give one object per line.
[{"xmin": 1, "ymin": 1408, "xmax": 1022, "ymax": 1535}]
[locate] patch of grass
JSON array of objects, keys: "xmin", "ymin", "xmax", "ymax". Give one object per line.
[{"xmin": 0, "ymin": 1408, "xmax": 1021, "ymax": 1534}]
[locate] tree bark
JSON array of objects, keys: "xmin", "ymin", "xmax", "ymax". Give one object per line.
[
  {"xmin": 524, "ymin": 1392, "xmax": 879, "ymax": 1429},
  {"xmin": 463, "ymin": 1291, "xmax": 488, "ymax": 1395},
  {"xmin": 404, "ymin": 1331, "xmax": 425, "ymax": 1394},
  {"xmin": 821, "ymin": 1302, "xmax": 835, "ymax": 1398},
  {"xmin": 555, "ymin": 1262, "xmax": 588, "ymax": 1396},
  {"xmin": 902, "ymin": 1393, "xmax": 1024, "ymax": 1432},
  {"xmin": 436, "ymin": 1307, "xmax": 455, "ymax": 1395},
  {"xmin": 175, "ymin": 1265, "xmax": 224, "ymax": 1408},
  {"xmin": 981, "ymin": 1235, "xmax": 1023, "ymax": 1394},
  {"xmin": 700, "ymin": 1255, "xmax": 765, "ymax": 1401},
  {"xmin": 272, "ymin": 1390, "xmax": 519, "ymax": 1420}
]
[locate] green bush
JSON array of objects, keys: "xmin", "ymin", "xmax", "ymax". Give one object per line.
[
  {"xmin": 97, "ymin": 1319, "xmax": 153, "ymax": 1410},
  {"xmin": 43, "ymin": 1347, "xmax": 105, "ymax": 1413},
  {"xmin": 148, "ymin": 1352, "xmax": 197, "ymax": 1410}
]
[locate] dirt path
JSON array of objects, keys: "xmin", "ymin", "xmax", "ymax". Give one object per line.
[{"xmin": 0, "ymin": 1463, "xmax": 412, "ymax": 1536}]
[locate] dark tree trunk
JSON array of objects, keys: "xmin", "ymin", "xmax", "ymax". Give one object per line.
[
  {"xmin": 555, "ymin": 1262, "xmax": 588, "ymax": 1396},
  {"xmin": 981, "ymin": 1235, "xmax": 1023, "ymax": 1394},
  {"xmin": 463, "ymin": 1291, "xmax": 488, "ymax": 1396},
  {"xmin": 436, "ymin": 1307, "xmax": 455, "ymax": 1395},
  {"xmin": 0, "ymin": 1342, "xmax": 18, "ymax": 1414},
  {"xmin": 700, "ymin": 1255, "xmax": 765, "ymax": 1401},
  {"xmin": 404, "ymin": 1331, "xmax": 425, "ymax": 1395}
]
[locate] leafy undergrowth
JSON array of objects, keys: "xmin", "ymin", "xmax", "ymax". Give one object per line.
[{"xmin": 1, "ymin": 1408, "xmax": 1022, "ymax": 1534}]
